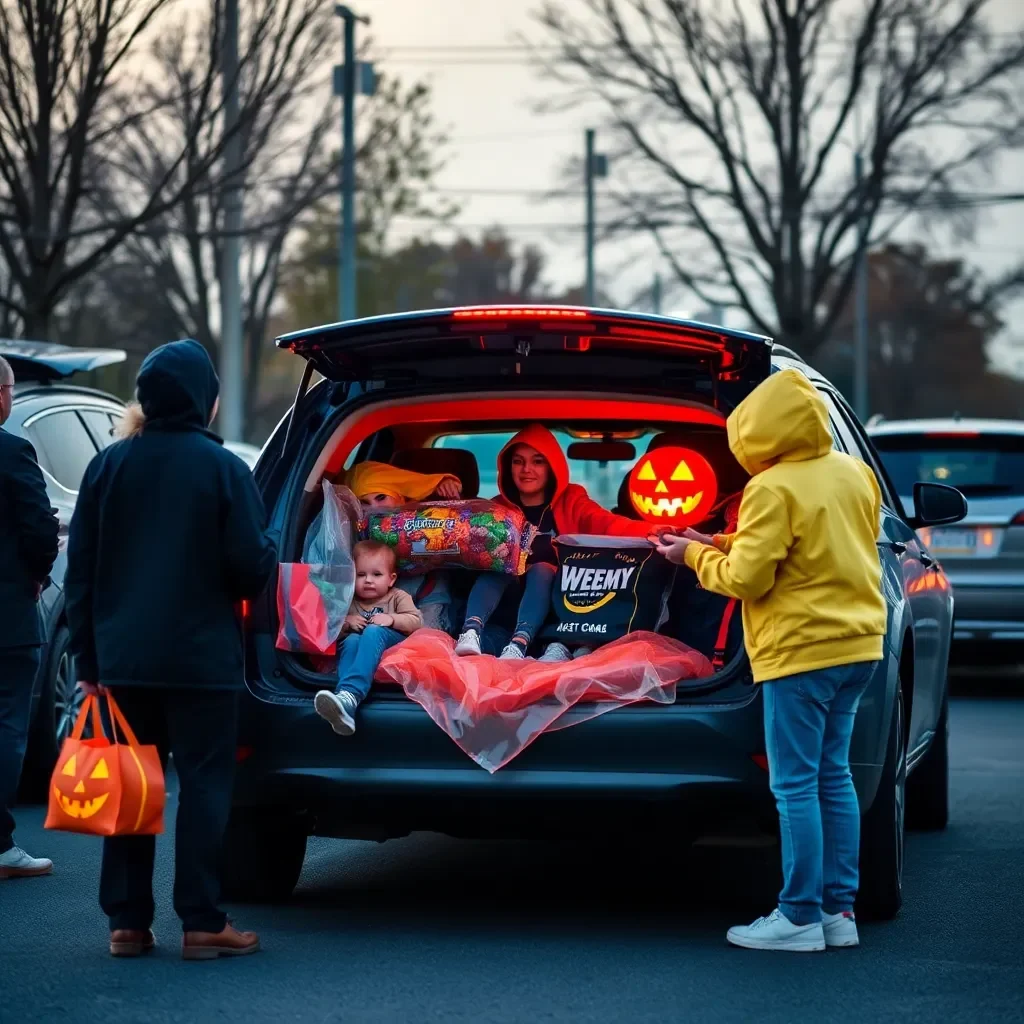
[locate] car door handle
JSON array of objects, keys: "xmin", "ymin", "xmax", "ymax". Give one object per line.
[{"xmin": 878, "ymin": 541, "xmax": 907, "ymax": 555}]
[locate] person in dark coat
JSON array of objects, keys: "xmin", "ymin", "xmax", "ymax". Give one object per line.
[
  {"xmin": 65, "ymin": 340, "xmax": 277, "ymax": 960},
  {"xmin": 0, "ymin": 356, "xmax": 60, "ymax": 880}
]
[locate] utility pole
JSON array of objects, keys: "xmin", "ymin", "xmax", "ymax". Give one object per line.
[
  {"xmin": 651, "ymin": 273, "xmax": 662, "ymax": 314},
  {"xmin": 219, "ymin": 0, "xmax": 243, "ymax": 441},
  {"xmin": 584, "ymin": 129, "xmax": 607, "ymax": 305},
  {"xmin": 334, "ymin": 6, "xmax": 372, "ymax": 323},
  {"xmin": 853, "ymin": 150, "xmax": 870, "ymax": 421}
]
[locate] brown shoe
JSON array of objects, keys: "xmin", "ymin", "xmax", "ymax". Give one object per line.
[
  {"xmin": 110, "ymin": 929, "xmax": 156, "ymax": 957},
  {"xmin": 182, "ymin": 922, "xmax": 260, "ymax": 961}
]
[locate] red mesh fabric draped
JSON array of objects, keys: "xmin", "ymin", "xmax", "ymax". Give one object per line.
[{"xmin": 375, "ymin": 629, "xmax": 712, "ymax": 772}]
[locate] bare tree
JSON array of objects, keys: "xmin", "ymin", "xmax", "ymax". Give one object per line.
[
  {"xmin": 59, "ymin": 5, "xmax": 448, "ymax": 435},
  {"xmin": 532, "ymin": 0, "xmax": 1024, "ymax": 355},
  {"xmin": 0, "ymin": 0, "xmax": 234, "ymax": 335}
]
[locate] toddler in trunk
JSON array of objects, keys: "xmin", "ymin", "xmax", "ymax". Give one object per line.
[{"xmin": 314, "ymin": 540, "xmax": 422, "ymax": 736}]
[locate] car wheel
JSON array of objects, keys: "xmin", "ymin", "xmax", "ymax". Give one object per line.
[
  {"xmin": 20, "ymin": 625, "xmax": 81, "ymax": 802},
  {"xmin": 857, "ymin": 687, "xmax": 906, "ymax": 921},
  {"xmin": 906, "ymin": 688, "xmax": 949, "ymax": 831},
  {"xmin": 219, "ymin": 808, "xmax": 308, "ymax": 902}
]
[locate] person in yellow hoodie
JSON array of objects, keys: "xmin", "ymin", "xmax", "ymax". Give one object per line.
[{"xmin": 655, "ymin": 367, "xmax": 887, "ymax": 953}]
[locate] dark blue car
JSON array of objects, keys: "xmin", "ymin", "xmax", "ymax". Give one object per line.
[{"xmin": 229, "ymin": 306, "xmax": 966, "ymax": 920}]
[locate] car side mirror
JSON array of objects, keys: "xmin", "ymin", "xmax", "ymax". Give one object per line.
[{"xmin": 910, "ymin": 482, "xmax": 967, "ymax": 529}]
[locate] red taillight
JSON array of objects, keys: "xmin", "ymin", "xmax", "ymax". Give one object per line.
[
  {"xmin": 235, "ymin": 745, "xmax": 253, "ymax": 763},
  {"xmin": 924, "ymin": 430, "xmax": 981, "ymax": 438},
  {"xmin": 452, "ymin": 306, "xmax": 589, "ymax": 319},
  {"xmin": 751, "ymin": 754, "xmax": 769, "ymax": 772},
  {"xmin": 1012, "ymin": 511, "xmax": 1024, "ymax": 526},
  {"xmin": 239, "ymin": 600, "xmax": 250, "ymax": 622}
]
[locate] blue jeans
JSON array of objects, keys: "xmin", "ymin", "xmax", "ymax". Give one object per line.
[
  {"xmin": 463, "ymin": 563, "xmax": 556, "ymax": 650},
  {"xmin": 336, "ymin": 625, "xmax": 405, "ymax": 703},
  {"xmin": 762, "ymin": 661, "xmax": 875, "ymax": 925}
]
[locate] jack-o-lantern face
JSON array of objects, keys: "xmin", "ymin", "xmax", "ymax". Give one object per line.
[
  {"xmin": 629, "ymin": 447, "xmax": 718, "ymax": 525},
  {"xmin": 53, "ymin": 752, "xmax": 111, "ymax": 819}
]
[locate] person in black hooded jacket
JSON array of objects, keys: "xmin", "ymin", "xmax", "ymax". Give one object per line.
[{"xmin": 65, "ymin": 339, "xmax": 277, "ymax": 961}]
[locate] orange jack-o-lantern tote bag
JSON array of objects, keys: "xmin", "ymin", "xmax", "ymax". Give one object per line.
[{"xmin": 44, "ymin": 694, "xmax": 165, "ymax": 837}]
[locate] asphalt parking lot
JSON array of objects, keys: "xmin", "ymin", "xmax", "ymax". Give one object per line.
[{"xmin": 2, "ymin": 688, "xmax": 1022, "ymax": 1024}]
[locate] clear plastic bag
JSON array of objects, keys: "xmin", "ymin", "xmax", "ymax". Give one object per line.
[{"xmin": 276, "ymin": 482, "xmax": 358, "ymax": 655}]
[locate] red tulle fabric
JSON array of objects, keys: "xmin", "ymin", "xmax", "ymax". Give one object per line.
[{"xmin": 375, "ymin": 629, "xmax": 713, "ymax": 772}]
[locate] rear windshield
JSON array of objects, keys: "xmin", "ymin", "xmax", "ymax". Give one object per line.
[
  {"xmin": 436, "ymin": 431, "xmax": 652, "ymax": 509},
  {"xmin": 872, "ymin": 434, "xmax": 1024, "ymax": 497}
]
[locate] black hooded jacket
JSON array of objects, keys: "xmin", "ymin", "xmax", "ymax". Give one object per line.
[{"xmin": 65, "ymin": 340, "xmax": 277, "ymax": 688}]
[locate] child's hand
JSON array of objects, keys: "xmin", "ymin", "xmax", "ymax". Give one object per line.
[
  {"xmin": 369, "ymin": 613, "xmax": 395, "ymax": 627},
  {"xmin": 435, "ymin": 477, "xmax": 462, "ymax": 499},
  {"xmin": 344, "ymin": 615, "xmax": 366, "ymax": 633},
  {"xmin": 654, "ymin": 533, "xmax": 694, "ymax": 565},
  {"xmin": 681, "ymin": 527, "xmax": 715, "ymax": 546}
]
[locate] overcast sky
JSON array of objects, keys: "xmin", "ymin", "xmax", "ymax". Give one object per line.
[{"xmin": 364, "ymin": 0, "xmax": 1024, "ymax": 374}]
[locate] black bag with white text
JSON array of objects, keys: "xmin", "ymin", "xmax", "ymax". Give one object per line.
[{"xmin": 540, "ymin": 535, "xmax": 676, "ymax": 647}]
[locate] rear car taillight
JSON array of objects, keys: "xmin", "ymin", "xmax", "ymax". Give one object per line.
[{"xmin": 1012, "ymin": 511, "xmax": 1024, "ymax": 526}]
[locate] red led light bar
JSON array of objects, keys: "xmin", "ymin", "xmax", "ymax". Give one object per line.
[{"xmin": 452, "ymin": 307, "xmax": 590, "ymax": 319}]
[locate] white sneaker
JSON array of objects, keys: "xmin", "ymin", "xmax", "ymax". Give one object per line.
[
  {"xmin": 572, "ymin": 646, "xmax": 593, "ymax": 660},
  {"xmin": 726, "ymin": 908, "xmax": 825, "ymax": 952},
  {"xmin": 314, "ymin": 690, "xmax": 359, "ymax": 736},
  {"xmin": 822, "ymin": 910, "xmax": 859, "ymax": 947},
  {"xmin": 539, "ymin": 642, "xmax": 571, "ymax": 663},
  {"xmin": 499, "ymin": 643, "xmax": 527, "ymax": 660},
  {"xmin": 0, "ymin": 846, "xmax": 53, "ymax": 880},
  {"xmin": 454, "ymin": 630, "xmax": 482, "ymax": 656}
]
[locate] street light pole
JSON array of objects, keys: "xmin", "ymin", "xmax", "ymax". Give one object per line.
[
  {"xmin": 219, "ymin": 0, "xmax": 243, "ymax": 441},
  {"xmin": 584, "ymin": 129, "xmax": 607, "ymax": 306},
  {"xmin": 335, "ymin": 5, "xmax": 370, "ymax": 323},
  {"xmin": 854, "ymin": 151, "xmax": 870, "ymax": 421}
]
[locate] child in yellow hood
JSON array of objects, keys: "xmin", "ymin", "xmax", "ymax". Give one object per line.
[
  {"xmin": 656, "ymin": 367, "xmax": 887, "ymax": 953},
  {"xmin": 344, "ymin": 461, "xmax": 461, "ymax": 510}
]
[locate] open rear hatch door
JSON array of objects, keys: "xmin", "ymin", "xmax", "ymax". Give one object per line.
[
  {"xmin": 0, "ymin": 340, "xmax": 126, "ymax": 383},
  {"xmin": 277, "ymin": 306, "xmax": 772, "ymax": 409}
]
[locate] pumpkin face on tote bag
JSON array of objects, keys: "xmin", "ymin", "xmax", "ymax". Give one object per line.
[{"xmin": 44, "ymin": 694, "xmax": 164, "ymax": 837}]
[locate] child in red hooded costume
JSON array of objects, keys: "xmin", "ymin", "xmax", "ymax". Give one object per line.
[{"xmin": 454, "ymin": 424, "xmax": 650, "ymax": 663}]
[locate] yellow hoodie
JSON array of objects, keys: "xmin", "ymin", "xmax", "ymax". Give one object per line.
[{"xmin": 684, "ymin": 368, "xmax": 887, "ymax": 682}]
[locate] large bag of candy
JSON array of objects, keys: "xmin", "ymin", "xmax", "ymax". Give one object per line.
[
  {"xmin": 276, "ymin": 481, "xmax": 358, "ymax": 654},
  {"xmin": 539, "ymin": 535, "xmax": 676, "ymax": 646},
  {"xmin": 363, "ymin": 500, "xmax": 536, "ymax": 577}
]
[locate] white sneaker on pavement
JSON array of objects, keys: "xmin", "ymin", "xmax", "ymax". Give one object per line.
[
  {"xmin": 499, "ymin": 643, "xmax": 527, "ymax": 660},
  {"xmin": 538, "ymin": 642, "xmax": 571, "ymax": 663},
  {"xmin": 314, "ymin": 690, "xmax": 359, "ymax": 736},
  {"xmin": 726, "ymin": 908, "xmax": 825, "ymax": 952},
  {"xmin": 0, "ymin": 846, "xmax": 53, "ymax": 880},
  {"xmin": 454, "ymin": 630, "xmax": 482, "ymax": 656},
  {"xmin": 822, "ymin": 910, "xmax": 859, "ymax": 947}
]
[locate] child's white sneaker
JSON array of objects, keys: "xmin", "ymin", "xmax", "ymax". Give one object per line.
[
  {"xmin": 454, "ymin": 630, "xmax": 482, "ymax": 656},
  {"xmin": 499, "ymin": 643, "xmax": 527, "ymax": 660},
  {"xmin": 726, "ymin": 908, "xmax": 825, "ymax": 952},
  {"xmin": 822, "ymin": 910, "xmax": 859, "ymax": 947},
  {"xmin": 539, "ymin": 642, "xmax": 571, "ymax": 663},
  {"xmin": 314, "ymin": 690, "xmax": 359, "ymax": 736}
]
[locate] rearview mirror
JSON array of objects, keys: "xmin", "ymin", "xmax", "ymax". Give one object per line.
[
  {"xmin": 566, "ymin": 441, "xmax": 637, "ymax": 462},
  {"xmin": 910, "ymin": 482, "xmax": 967, "ymax": 529}
]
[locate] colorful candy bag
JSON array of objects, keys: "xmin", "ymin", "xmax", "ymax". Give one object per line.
[{"xmin": 363, "ymin": 500, "xmax": 536, "ymax": 577}]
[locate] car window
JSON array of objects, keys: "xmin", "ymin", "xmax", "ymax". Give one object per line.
[
  {"xmin": 817, "ymin": 390, "xmax": 901, "ymax": 513},
  {"xmin": 871, "ymin": 433, "xmax": 1024, "ymax": 498},
  {"xmin": 79, "ymin": 408, "xmax": 120, "ymax": 448},
  {"xmin": 28, "ymin": 411, "xmax": 100, "ymax": 491},
  {"xmin": 435, "ymin": 431, "xmax": 652, "ymax": 509}
]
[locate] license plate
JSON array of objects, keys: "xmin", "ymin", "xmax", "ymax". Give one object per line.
[{"xmin": 928, "ymin": 528, "xmax": 977, "ymax": 556}]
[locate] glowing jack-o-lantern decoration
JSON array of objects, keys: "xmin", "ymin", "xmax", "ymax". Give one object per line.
[
  {"xmin": 629, "ymin": 447, "xmax": 718, "ymax": 525},
  {"xmin": 53, "ymin": 752, "xmax": 112, "ymax": 820}
]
